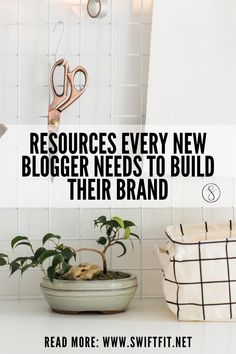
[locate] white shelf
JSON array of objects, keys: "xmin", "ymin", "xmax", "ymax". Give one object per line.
[{"xmin": 0, "ymin": 298, "xmax": 235, "ymax": 354}]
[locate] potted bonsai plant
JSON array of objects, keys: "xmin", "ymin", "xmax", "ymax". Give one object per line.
[{"xmin": 0, "ymin": 216, "xmax": 140, "ymax": 314}]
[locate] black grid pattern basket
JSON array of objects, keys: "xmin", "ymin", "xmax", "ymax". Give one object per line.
[{"xmin": 158, "ymin": 220, "xmax": 236, "ymax": 321}]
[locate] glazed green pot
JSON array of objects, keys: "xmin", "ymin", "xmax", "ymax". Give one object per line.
[{"xmin": 40, "ymin": 273, "xmax": 138, "ymax": 314}]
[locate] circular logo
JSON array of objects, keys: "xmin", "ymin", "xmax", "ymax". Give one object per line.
[{"xmin": 202, "ymin": 183, "xmax": 221, "ymax": 203}]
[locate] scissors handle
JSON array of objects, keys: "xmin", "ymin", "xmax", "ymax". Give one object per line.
[
  {"xmin": 58, "ymin": 66, "xmax": 88, "ymax": 112},
  {"xmin": 49, "ymin": 58, "xmax": 69, "ymax": 111}
]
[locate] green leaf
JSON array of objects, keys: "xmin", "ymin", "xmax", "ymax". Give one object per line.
[
  {"xmin": 115, "ymin": 241, "xmax": 127, "ymax": 257},
  {"xmin": 102, "ymin": 220, "xmax": 119, "ymax": 229},
  {"xmin": 47, "ymin": 266, "xmax": 56, "ymax": 282},
  {"xmin": 124, "ymin": 227, "xmax": 131, "ymax": 239},
  {"xmin": 61, "ymin": 262, "xmax": 71, "ymax": 275},
  {"xmin": 94, "ymin": 216, "xmax": 107, "ymax": 228},
  {"xmin": 97, "ymin": 216, "xmax": 106, "ymax": 223},
  {"xmin": 14, "ymin": 241, "xmax": 32, "ymax": 248},
  {"xmin": 12, "ymin": 257, "xmax": 30, "ymax": 265},
  {"xmin": 21, "ymin": 263, "xmax": 35, "ymax": 274},
  {"xmin": 10, "ymin": 261, "xmax": 20, "ymax": 275},
  {"xmin": 106, "ymin": 227, "xmax": 112, "ymax": 237},
  {"xmin": 57, "ymin": 244, "xmax": 64, "ymax": 251},
  {"xmin": 52, "ymin": 254, "xmax": 64, "ymax": 267},
  {"xmin": 38, "ymin": 250, "xmax": 58, "ymax": 264},
  {"xmin": 124, "ymin": 220, "xmax": 136, "ymax": 228},
  {"xmin": 130, "ymin": 232, "xmax": 140, "ymax": 240},
  {"xmin": 97, "ymin": 237, "xmax": 107, "ymax": 246},
  {"xmin": 11, "ymin": 236, "xmax": 29, "ymax": 249},
  {"xmin": 129, "ymin": 237, "xmax": 134, "ymax": 252},
  {"xmin": 42, "ymin": 233, "xmax": 61, "ymax": 245},
  {"xmin": 61, "ymin": 247, "xmax": 75, "ymax": 262},
  {"xmin": 112, "ymin": 216, "xmax": 124, "ymax": 228},
  {"xmin": 0, "ymin": 257, "xmax": 7, "ymax": 266},
  {"xmin": 34, "ymin": 247, "xmax": 46, "ymax": 260},
  {"xmin": 0, "ymin": 253, "xmax": 8, "ymax": 266}
]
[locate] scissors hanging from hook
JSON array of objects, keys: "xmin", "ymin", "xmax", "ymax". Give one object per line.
[
  {"xmin": 48, "ymin": 58, "xmax": 88, "ymax": 182},
  {"xmin": 48, "ymin": 58, "xmax": 88, "ymax": 131}
]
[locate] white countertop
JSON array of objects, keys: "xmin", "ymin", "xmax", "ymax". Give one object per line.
[{"xmin": 1, "ymin": 298, "xmax": 236, "ymax": 354}]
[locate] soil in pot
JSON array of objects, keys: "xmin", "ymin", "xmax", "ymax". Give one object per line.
[
  {"xmin": 54, "ymin": 271, "xmax": 130, "ymax": 281},
  {"xmin": 92, "ymin": 271, "xmax": 130, "ymax": 280}
]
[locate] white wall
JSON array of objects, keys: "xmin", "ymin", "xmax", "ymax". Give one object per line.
[
  {"xmin": 0, "ymin": 0, "xmax": 158, "ymax": 298},
  {"xmin": 147, "ymin": 0, "xmax": 236, "ymax": 125}
]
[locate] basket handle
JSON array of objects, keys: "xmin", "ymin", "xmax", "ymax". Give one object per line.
[{"xmin": 154, "ymin": 243, "xmax": 171, "ymax": 270}]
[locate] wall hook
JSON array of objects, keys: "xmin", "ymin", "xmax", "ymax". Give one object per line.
[
  {"xmin": 87, "ymin": 0, "xmax": 108, "ymax": 19},
  {"xmin": 53, "ymin": 21, "xmax": 66, "ymax": 62},
  {"xmin": 0, "ymin": 124, "xmax": 7, "ymax": 139}
]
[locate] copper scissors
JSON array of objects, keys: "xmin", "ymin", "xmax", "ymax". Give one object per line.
[{"xmin": 48, "ymin": 58, "xmax": 88, "ymax": 131}]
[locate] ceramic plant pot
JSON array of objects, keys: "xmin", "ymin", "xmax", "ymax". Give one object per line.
[{"xmin": 40, "ymin": 273, "xmax": 138, "ymax": 314}]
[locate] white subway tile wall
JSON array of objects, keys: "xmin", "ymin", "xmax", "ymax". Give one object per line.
[{"xmin": 0, "ymin": 0, "xmax": 233, "ymax": 300}]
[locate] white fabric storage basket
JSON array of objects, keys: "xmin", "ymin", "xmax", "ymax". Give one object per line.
[{"xmin": 158, "ymin": 220, "xmax": 236, "ymax": 321}]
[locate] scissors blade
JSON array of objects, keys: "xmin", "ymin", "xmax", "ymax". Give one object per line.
[
  {"xmin": 48, "ymin": 132, "xmax": 58, "ymax": 184},
  {"xmin": 48, "ymin": 109, "xmax": 60, "ymax": 183}
]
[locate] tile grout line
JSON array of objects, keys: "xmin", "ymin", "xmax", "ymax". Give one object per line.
[
  {"xmin": 0, "ymin": 21, "xmax": 152, "ymax": 26},
  {"xmin": 47, "ymin": 0, "xmax": 51, "ymax": 243},
  {"xmin": 78, "ymin": 0, "xmax": 83, "ymax": 262},
  {"xmin": 16, "ymin": 0, "xmax": 21, "ymax": 299},
  {"xmin": 0, "ymin": 83, "xmax": 149, "ymax": 88},
  {"xmin": 139, "ymin": 0, "xmax": 144, "ymax": 299},
  {"xmin": 109, "ymin": 0, "xmax": 113, "ymax": 270}
]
